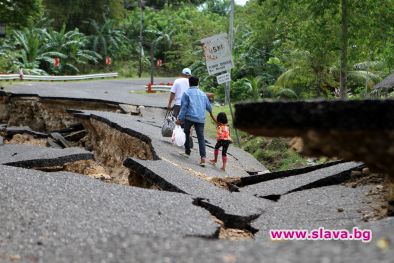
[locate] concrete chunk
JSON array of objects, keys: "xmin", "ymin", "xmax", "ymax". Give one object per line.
[
  {"xmin": 241, "ymin": 162, "xmax": 363, "ymax": 198},
  {"xmin": 6, "ymin": 126, "xmax": 48, "ymax": 138},
  {"xmin": 50, "ymin": 132, "xmax": 73, "ymax": 148},
  {"xmin": 0, "ymin": 144, "xmax": 93, "ymax": 168}
]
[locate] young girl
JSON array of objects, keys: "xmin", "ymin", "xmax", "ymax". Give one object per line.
[{"xmin": 210, "ymin": 112, "xmax": 232, "ymax": 171}]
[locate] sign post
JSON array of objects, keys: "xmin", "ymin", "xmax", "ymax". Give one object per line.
[
  {"xmin": 200, "ymin": 33, "xmax": 233, "ymax": 76},
  {"xmin": 200, "ymin": 11, "xmax": 241, "ymax": 146},
  {"xmin": 216, "ymin": 72, "xmax": 231, "ymax": 85},
  {"xmin": 225, "ymin": 0, "xmax": 241, "ymax": 146}
]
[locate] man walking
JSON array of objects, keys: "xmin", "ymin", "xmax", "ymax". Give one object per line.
[
  {"xmin": 176, "ymin": 76, "xmax": 215, "ymax": 167},
  {"xmin": 167, "ymin": 68, "xmax": 192, "ymax": 118}
]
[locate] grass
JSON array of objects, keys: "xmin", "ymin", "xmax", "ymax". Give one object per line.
[
  {"xmin": 205, "ymin": 104, "xmax": 308, "ymax": 172},
  {"xmin": 205, "ymin": 104, "xmax": 245, "ymax": 141},
  {"xmin": 242, "ymin": 136, "xmax": 307, "ymax": 172}
]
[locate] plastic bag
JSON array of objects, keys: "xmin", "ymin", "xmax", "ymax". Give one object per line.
[
  {"xmin": 161, "ymin": 111, "xmax": 176, "ymax": 137},
  {"xmin": 172, "ymin": 125, "xmax": 186, "ymax": 146}
]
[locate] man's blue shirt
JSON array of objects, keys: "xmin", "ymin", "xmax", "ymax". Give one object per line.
[{"xmin": 178, "ymin": 86, "xmax": 212, "ymax": 123}]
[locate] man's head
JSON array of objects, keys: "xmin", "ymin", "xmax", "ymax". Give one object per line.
[
  {"xmin": 182, "ymin": 68, "xmax": 192, "ymax": 77},
  {"xmin": 188, "ymin": 76, "xmax": 199, "ymax": 87}
]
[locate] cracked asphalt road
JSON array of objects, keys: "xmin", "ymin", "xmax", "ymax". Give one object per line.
[
  {"xmin": 0, "ymin": 165, "xmax": 218, "ymax": 251},
  {"xmin": 1, "ymin": 80, "xmax": 393, "ymax": 262},
  {"xmin": 1, "ymin": 78, "xmax": 174, "ymax": 108},
  {"xmin": 74, "ymin": 110, "xmax": 268, "ymax": 177}
]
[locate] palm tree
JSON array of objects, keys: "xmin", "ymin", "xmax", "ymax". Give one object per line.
[
  {"xmin": 87, "ymin": 19, "xmax": 128, "ymax": 63},
  {"xmin": 9, "ymin": 28, "xmax": 65, "ymax": 74},
  {"xmin": 144, "ymin": 27, "xmax": 174, "ymax": 83},
  {"xmin": 42, "ymin": 26, "xmax": 101, "ymax": 74}
]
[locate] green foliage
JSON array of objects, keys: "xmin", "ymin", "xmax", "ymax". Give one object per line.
[
  {"xmin": 201, "ymin": 0, "xmax": 230, "ymax": 16},
  {"xmin": 0, "ymin": 26, "xmax": 101, "ymax": 75},
  {"xmin": 43, "ymin": 26, "xmax": 102, "ymax": 74},
  {"xmin": 122, "ymin": 5, "xmax": 226, "ymax": 75},
  {"xmin": 86, "ymin": 19, "xmax": 128, "ymax": 61},
  {"xmin": 43, "ymin": 0, "xmax": 126, "ymax": 32},
  {"xmin": 243, "ymin": 136, "xmax": 307, "ymax": 171},
  {"xmin": 0, "ymin": 0, "xmax": 43, "ymax": 29},
  {"xmin": 0, "ymin": 0, "xmax": 393, "ymax": 101}
]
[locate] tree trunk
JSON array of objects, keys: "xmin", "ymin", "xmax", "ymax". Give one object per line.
[{"xmin": 339, "ymin": 0, "xmax": 348, "ymax": 99}]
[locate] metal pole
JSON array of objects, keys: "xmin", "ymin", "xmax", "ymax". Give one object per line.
[
  {"xmin": 150, "ymin": 43, "xmax": 154, "ymax": 84},
  {"xmin": 227, "ymin": 0, "xmax": 241, "ymax": 147},
  {"xmin": 138, "ymin": 0, "xmax": 144, "ymax": 78}
]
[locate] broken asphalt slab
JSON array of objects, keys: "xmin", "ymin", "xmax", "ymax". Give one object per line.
[
  {"xmin": 4, "ymin": 126, "xmax": 48, "ymax": 138},
  {"xmin": 240, "ymin": 162, "xmax": 363, "ymax": 200},
  {"xmin": 0, "ymin": 144, "xmax": 93, "ymax": 168},
  {"xmin": 0, "ymin": 165, "xmax": 219, "ymax": 249},
  {"xmin": 238, "ymin": 160, "xmax": 343, "ymax": 186},
  {"xmin": 251, "ymin": 185, "xmax": 375, "ymax": 240},
  {"xmin": 124, "ymin": 158, "xmax": 271, "ymax": 228},
  {"xmin": 234, "ymin": 100, "xmax": 394, "ymax": 176},
  {"xmin": 72, "ymin": 110, "xmax": 268, "ymax": 178}
]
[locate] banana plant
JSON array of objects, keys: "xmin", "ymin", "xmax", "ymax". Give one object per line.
[
  {"xmin": 86, "ymin": 19, "xmax": 128, "ymax": 63},
  {"xmin": 9, "ymin": 28, "xmax": 65, "ymax": 74},
  {"xmin": 42, "ymin": 25, "xmax": 101, "ymax": 74}
]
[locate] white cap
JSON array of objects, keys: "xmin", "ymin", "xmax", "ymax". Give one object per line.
[{"xmin": 182, "ymin": 68, "xmax": 191, "ymax": 75}]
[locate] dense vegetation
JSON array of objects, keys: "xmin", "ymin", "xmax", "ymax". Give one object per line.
[
  {"xmin": 1, "ymin": 0, "xmax": 393, "ymax": 100},
  {"xmin": 1, "ymin": 0, "xmax": 393, "ymax": 170}
]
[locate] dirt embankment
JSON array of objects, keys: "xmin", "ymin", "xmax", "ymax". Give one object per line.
[
  {"xmin": 80, "ymin": 118, "xmax": 155, "ymax": 186},
  {"xmin": 0, "ymin": 96, "xmax": 119, "ymax": 131},
  {"xmin": 0, "ymin": 95, "xmax": 158, "ymax": 187}
]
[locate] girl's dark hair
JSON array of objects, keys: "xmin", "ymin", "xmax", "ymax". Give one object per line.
[{"xmin": 217, "ymin": 112, "xmax": 228, "ymax": 124}]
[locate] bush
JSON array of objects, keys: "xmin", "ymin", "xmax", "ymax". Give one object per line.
[{"xmin": 243, "ymin": 137, "xmax": 307, "ymax": 171}]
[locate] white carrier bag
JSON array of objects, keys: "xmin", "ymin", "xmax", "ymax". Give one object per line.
[{"xmin": 172, "ymin": 125, "xmax": 186, "ymax": 146}]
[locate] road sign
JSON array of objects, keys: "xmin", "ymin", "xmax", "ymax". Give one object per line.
[
  {"xmin": 216, "ymin": 72, "xmax": 231, "ymax": 84},
  {"xmin": 0, "ymin": 24, "xmax": 5, "ymax": 38},
  {"xmin": 200, "ymin": 33, "xmax": 233, "ymax": 75}
]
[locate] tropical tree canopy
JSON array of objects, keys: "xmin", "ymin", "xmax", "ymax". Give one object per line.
[{"xmin": 0, "ymin": 0, "xmax": 393, "ymax": 101}]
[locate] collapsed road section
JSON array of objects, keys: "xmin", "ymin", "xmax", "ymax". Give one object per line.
[
  {"xmin": 0, "ymin": 91, "xmax": 271, "ymax": 240},
  {"xmin": 1, "ymin": 83, "xmax": 393, "ymax": 261}
]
